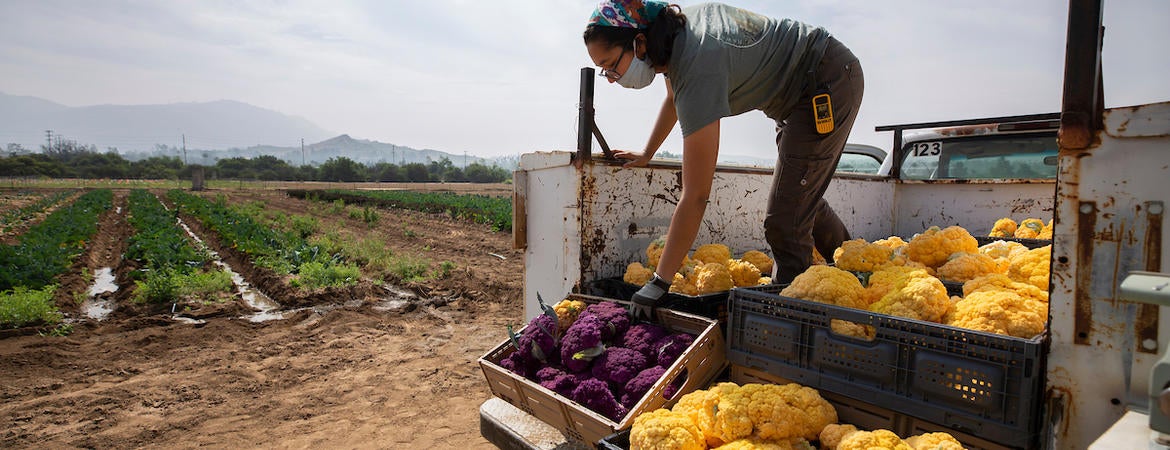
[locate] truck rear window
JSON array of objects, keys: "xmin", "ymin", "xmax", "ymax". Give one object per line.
[{"xmin": 900, "ymin": 133, "xmax": 1058, "ymax": 180}]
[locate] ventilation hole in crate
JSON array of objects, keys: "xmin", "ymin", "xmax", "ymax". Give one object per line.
[
  {"xmin": 830, "ymin": 319, "xmax": 875, "ymax": 341},
  {"xmin": 929, "ymin": 364, "xmax": 993, "ymax": 405},
  {"xmin": 663, "ymin": 368, "xmax": 689, "ymax": 401}
]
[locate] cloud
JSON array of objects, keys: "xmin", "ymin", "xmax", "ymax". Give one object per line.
[{"xmin": 0, "ymin": 0, "xmax": 1166, "ymax": 158}]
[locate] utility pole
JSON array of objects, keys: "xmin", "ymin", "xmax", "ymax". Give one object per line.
[
  {"xmin": 45, "ymin": 130, "xmax": 52, "ymax": 151},
  {"xmin": 301, "ymin": 138, "xmax": 305, "ymax": 166},
  {"xmin": 464, "ymin": 151, "xmax": 467, "ymax": 168},
  {"xmin": 182, "ymin": 134, "xmax": 187, "ymax": 165}
]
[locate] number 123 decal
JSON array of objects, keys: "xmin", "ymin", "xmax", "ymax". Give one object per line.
[{"xmin": 910, "ymin": 142, "xmax": 942, "ymax": 157}]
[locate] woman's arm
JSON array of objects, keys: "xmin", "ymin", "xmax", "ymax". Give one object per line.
[
  {"xmin": 654, "ymin": 118, "xmax": 720, "ymax": 280},
  {"xmin": 615, "ymin": 79, "xmax": 678, "ymax": 168}
]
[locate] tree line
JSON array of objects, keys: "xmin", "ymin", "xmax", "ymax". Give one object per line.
[{"xmin": 0, "ymin": 142, "xmax": 511, "ymax": 183}]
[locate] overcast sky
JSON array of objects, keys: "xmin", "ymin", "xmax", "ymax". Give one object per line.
[{"xmin": 1, "ymin": 0, "xmax": 1167, "ymax": 159}]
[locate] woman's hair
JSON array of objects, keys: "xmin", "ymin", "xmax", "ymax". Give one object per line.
[{"xmin": 583, "ymin": 4, "xmax": 686, "ymax": 68}]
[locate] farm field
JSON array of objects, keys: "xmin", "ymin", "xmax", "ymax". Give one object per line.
[{"xmin": 0, "ymin": 185, "xmax": 524, "ymax": 449}]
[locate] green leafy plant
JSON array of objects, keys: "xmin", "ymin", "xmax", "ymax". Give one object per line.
[
  {"xmin": 0, "ymin": 286, "xmax": 62, "ymax": 328},
  {"xmin": 133, "ymin": 271, "xmax": 181, "ymax": 304},
  {"xmin": 178, "ymin": 270, "xmax": 234, "ymax": 302},
  {"xmin": 0, "ymin": 189, "xmax": 112, "ymax": 291},
  {"xmin": 40, "ymin": 323, "xmax": 73, "ymax": 337},
  {"xmin": 433, "ymin": 261, "xmax": 456, "ymax": 279},
  {"xmin": 291, "ymin": 261, "xmax": 361, "ymax": 289}
]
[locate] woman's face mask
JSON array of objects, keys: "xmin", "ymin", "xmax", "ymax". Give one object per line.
[{"xmin": 617, "ymin": 40, "xmax": 655, "ymax": 90}]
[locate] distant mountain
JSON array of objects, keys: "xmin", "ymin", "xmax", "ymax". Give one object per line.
[
  {"xmin": 0, "ymin": 92, "xmax": 518, "ymax": 169},
  {"xmin": 0, "ymin": 92, "xmax": 334, "ymax": 152},
  {"xmin": 191, "ymin": 134, "xmax": 501, "ymax": 168}
]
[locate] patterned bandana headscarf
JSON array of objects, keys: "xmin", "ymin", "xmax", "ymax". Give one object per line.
[{"xmin": 588, "ymin": 0, "xmax": 669, "ymax": 29}]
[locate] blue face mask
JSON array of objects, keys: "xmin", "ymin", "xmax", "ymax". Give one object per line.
[{"xmin": 617, "ymin": 40, "xmax": 655, "ymax": 90}]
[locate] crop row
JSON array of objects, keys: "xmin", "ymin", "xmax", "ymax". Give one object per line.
[
  {"xmin": 1, "ymin": 190, "xmax": 71, "ymax": 229},
  {"xmin": 126, "ymin": 189, "xmax": 206, "ymax": 274},
  {"xmin": 0, "ymin": 189, "xmax": 112, "ymax": 291},
  {"xmin": 167, "ymin": 190, "xmax": 357, "ymax": 288},
  {"xmin": 295, "ymin": 189, "xmax": 512, "ymax": 231},
  {"xmin": 126, "ymin": 190, "xmax": 233, "ymax": 304}
]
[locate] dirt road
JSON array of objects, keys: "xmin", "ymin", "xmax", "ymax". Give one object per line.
[{"xmin": 1, "ymin": 188, "xmax": 525, "ymax": 449}]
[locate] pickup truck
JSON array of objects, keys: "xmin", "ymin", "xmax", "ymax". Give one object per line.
[{"xmin": 483, "ymin": 1, "xmax": 1169, "ymax": 448}]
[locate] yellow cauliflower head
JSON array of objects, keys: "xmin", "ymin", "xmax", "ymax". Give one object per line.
[
  {"xmin": 646, "ymin": 235, "xmax": 667, "ymax": 268},
  {"xmin": 869, "ymin": 271, "xmax": 951, "ymax": 322},
  {"xmin": 831, "ymin": 319, "xmax": 876, "ymax": 340},
  {"xmin": 874, "ymin": 236, "xmax": 909, "ymax": 250},
  {"xmin": 963, "ymin": 273, "xmax": 1048, "ymax": 303},
  {"xmin": 779, "ymin": 266, "xmax": 867, "ymax": 310},
  {"xmin": 906, "ymin": 226, "xmax": 979, "ymax": 268},
  {"xmin": 905, "ymin": 432, "xmax": 964, "ymax": 450},
  {"xmin": 819, "ymin": 424, "xmax": 860, "ymax": 450},
  {"xmin": 936, "ymin": 252, "xmax": 1007, "ymax": 283},
  {"xmin": 693, "ymin": 243, "xmax": 732, "ymax": 266},
  {"xmin": 695, "ymin": 262, "xmax": 735, "ymax": 294},
  {"xmin": 989, "ymin": 218, "xmax": 1018, "ymax": 238},
  {"xmin": 979, "ymin": 239, "xmax": 1029, "ymax": 261},
  {"xmin": 552, "ymin": 298, "xmax": 585, "ymax": 333},
  {"xmin": 670, "ymin": 273, "xmax": 700, "ymax": 296},
  {"xmin": 728, "ymin": 258, "xmax": 763, "ymax": 287},
  {"xmin": 834, "ymin": 239, "xmax": 896, "ymax": 273},
  {"xmin": 741, "ymin": 250, "xmax": 774, "ymax": 275},
  {"xmin": 673, "ymin": 382, "xmax": 742, "ymax": 448},
  {"xmin": 1037, "ymin": 219, "xmax": 1054, "ymax": 239},
  {"xmin": 1014, "ymin": 218, "xmax": 1045, "ymax": 239},
  {"xmin": 944, "ymin": 290, "xmax": 1048, "ymax": 338},
  {"xmin": 625, "ymin": 262, "xmax": 654, "ymax": 286},
  {"xmin": 1008, "ymin": 245, "xmax": 1051, "ymax": 290},
  {"xmin": 864, "ymin": 266, "xmax": 931, "ymax": 306},
  {"xmin": 630, "ymin": 408, "xmax": 705, "ymax": 450},
  {"xmin": 838, "ymin": 429, "xmax": 912, "ymax": 450},
  {"xmin": 714, "ymin": 437, "xmax": 813, "ymax": 450}
]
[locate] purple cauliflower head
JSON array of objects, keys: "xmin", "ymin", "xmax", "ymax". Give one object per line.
[
  {"xmin": 560, "ymin": 313, "xmax": 606, "ymax": 372},
  {"xmin": 582, "ymin": 302, "xmax": 631, "ymax": 343},
  {"xmin": 590, "ymin": 347, "xmax": 648, "ymax": 386},
  {"xmin": 509, "ymin": 314, "xmax": 559, "ymax": 367},
  {"xmin": 572, "ymin": 378, "xmax": 628, "ymax": 422},
  {"xmin": 536, "ymin": 366, "xmax": 580, "ymax": 398},
  {"xmin": 654, "ymin": 333, "xmax": 694, "ymax": 368},
  {"xmin": 620, "ymin": 366, "xmax": 667, "ymax": 409},
  {"xmin": 620, "ymin": 323, "xmax": 670, "ymax": 359},
  {"xmin": 498, "ymin": 349, "xmax": 538, "ymax": 379}
]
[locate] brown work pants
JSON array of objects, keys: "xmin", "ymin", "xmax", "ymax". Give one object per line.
[{"xmin": 764, "ymin": 37, "xmax": 864, "ymax": 284}]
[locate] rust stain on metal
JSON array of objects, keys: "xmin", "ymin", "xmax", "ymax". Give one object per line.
[
  {"xmin": 1046, "ymin": 380, "xmax": 1075, "ymax": 439},
  {"xmin": 578, "ymin": 167, "xmax": 606, "ymax": 282},
  {"xmin": 1075, "ymin": 201, "xmax": 1097, "ymax": 346},
  {"xmin": 1010, "ymin": 198, "xmax": 1040, "ymax": 215},
  {"xmin": 1137, "ymin": 201, "xmax": 1164, "ymax": 354},
  {"xmin": 936, "ymin": 124, "xmax": 997, "ymax": 136},
  {"xmin": 901, "ymin": 178, "xmax": 1056, "ymax": 185}
]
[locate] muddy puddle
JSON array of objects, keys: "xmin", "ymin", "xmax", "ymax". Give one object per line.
[
  {"xmin": 80, "ymin": 267, "xmax": 118, "ymax": 321},
  {"xmin": 174, "ymin": 217, "xmax": 283, "ymax": 322}
]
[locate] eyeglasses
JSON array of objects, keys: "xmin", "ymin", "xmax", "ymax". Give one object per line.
[{"xmin": 599, "ymin": 48, "xmax": 628, "ymax": 81}]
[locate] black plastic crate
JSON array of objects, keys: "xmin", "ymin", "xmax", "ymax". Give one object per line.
[
  {"xmin": 583, "ymin": 277, "xmax": 729, "ymax": 327},
  {"xmin": 727, "ymin": 285, "xmax": 1046, "ymax": 449},
  {"xmin": 597, "ymin": 429, "xmax": 629, "ymax": 450},
  {"xmin": 976, "ymin": 235, "xmax": 1052, "ymax": 249}
]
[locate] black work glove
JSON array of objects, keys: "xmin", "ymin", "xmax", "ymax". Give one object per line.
[{"xmin": 629, "ymin": 273, "xmax": 671, "ymax": 322}]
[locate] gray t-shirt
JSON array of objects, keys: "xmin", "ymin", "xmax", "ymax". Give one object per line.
[{"xmin": 668, "ymin": 3, "xmax": 830, "ymax": 136}]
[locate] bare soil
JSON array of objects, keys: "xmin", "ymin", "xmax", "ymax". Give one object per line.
[{"xmin": 1, "ymin": 186, "xmax": 525, "ymax": 449}]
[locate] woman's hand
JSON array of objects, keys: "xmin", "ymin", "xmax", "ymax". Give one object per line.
[{"xmin": 613, "ymin": 149, "xmax": 652, "ymax": 168}]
